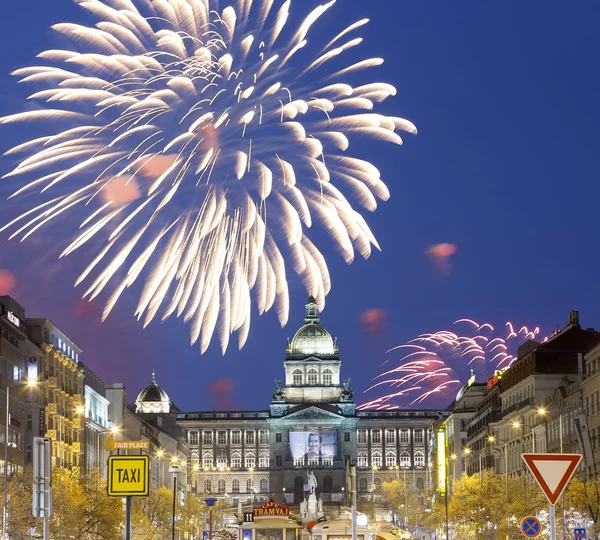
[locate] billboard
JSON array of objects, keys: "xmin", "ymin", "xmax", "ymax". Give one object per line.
[{"xmin": 290, "ymin": 431, "xmax": 336, "ymax": 462}]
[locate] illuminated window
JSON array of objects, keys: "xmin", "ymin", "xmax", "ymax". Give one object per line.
[
  {"xmin": 358, "ymin": 429, "xmax": 367, "ymax": 444},
  {"xmin": 246, "ymin": 479, "xmax": 253, "ymax": 492},
  {"xmin": 385, "ymin": 452, "xmax": 396, "ymax": 467},
  {"xmin": 217, "ymin": 431, "xmax": 227, "ymax": 445},
  {"xmin": 203, "ymin": 456, "xmax": 213, "ymax": 468},
  {"xmin": 372, "ymin": 430, "xmax": 381, "ymax": 444},
  {"xmin": 245, "ymin": 453, "xmax": 255, "ymax": 468},
  {"xmin": 323, "ymin": 369, "xmax": 332, "ymax": 386},
  {"xmin": 259, "ymin": 454, "xmax": 269, "ymax": 468},
  {"xmin": 400, "ymin": 451, "xmax": 410, "ymax": 467},
  {"xmin": 307, "ymin": 369, "xmax": 318, "ymax": 386},
  {"xmin": 359, "ymin": 478, "xmax": 368, "ymax": 492},
  {"xmin": 371, "ymin": 451, "xmax": 382, "ymax": 467},
  {"xmin": 414, "ymin": 451, "xmax": 425, "ymax": 467},
  {"xmin": 400, "ymin": 429, "xmax": 410, "ymax": 444},
  {"xmin": 260, "ymin": 479, "xmax": 268, "ymax": 492},
  {"xmin": 245, "ymin": 431, "xmax": 255, "ymax": 445},
  {"xmin": 218, "ymin": 480, "xmax": 225, "ymax": 494},
  {"xmin": 414, "ymin": 429, "xmax": 424, "ymax": 444},
  {"xmin": 293, "ymin": 369, "xmax": 303, "ymax": 386},
  {"xmin": 216, "ymin": 456, "xmax": 227, "ymax": 468},
  {"xmin": 203, "ymin": 431, "xmax": 213, "ymax": 445},
  {"xmin": 232, "ymin": 431, "xmax": 241, "ymax": 445},
  {"xmin": 205, "ymin": 480, "xmax": 212, "ymax": 493},
  {"xmin": 231, "ymin": 453, "xmax": 242, "ymax": 468},
  {"xmin": 385, "ymin": 429, "xmax": 395, "ymax": 444},
  {"xmin": 259, "ymin": 430, "xmax": 268, "ymax": 445},
  {"xmin": 232, "ymin": 479, "xmax": 240, "ymax": 492},
  {"xmin": 189, "ymin": 431, "xmax": 199, "ymax": 445}
]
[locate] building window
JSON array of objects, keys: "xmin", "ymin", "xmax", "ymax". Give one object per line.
[
  {"xmin": 276, "ymin": 432, "xmax": 282, "ymax": 443},
  {"xmin": 203, "ymin": 431, "xmax": 213, "ymax": 445},
  {"xmin": 344, "ymin": 432, "xmax": 351, "ymax": 442},
  {"xmin": 203, "ymin": 456, "xmax": 213, "ymax": 468},
  {"xmin": 216, "ymin": 456, "xmax": 227, "ymax": 469},
  {"xmin": 357, "ymin": 452, "xmax": 368, "ymax": 467},
  {"xmin": 259, "ymin": 430, "xmax": 268, "ymax": 445},
  {"xmin": 276, "ymin": 455, "xmax": 282, "ymax": 467},
  {"xmin": 371, "ymin": 451, "xmax": 382, "ymax": 467},
  {"xmin": 385, "ymin": 429, "xmax": 395, "ymax": 444},
  {"xmin": 385, "ymin": 452, "xmax": 396, "ymax": 467},
  {"xmin": 358, "ymin": 429, "xmax": 367, "ymax": 444},
  {"xmin": 307, "ymin": 369, "xmax": 318, "ymax": 386},
  {"xmin": 232, "ymin": 431, "xmax": 241, "ymax": 445},
  {"xmin": 400, "ymin": 451, "xmax": 410, "ymax": 467},
  {"xmin": 323, "ymin": 369, "xmax": 332, "ymax": 386},
  {"xmin": 372, "ymin": 430, "xmax": 381, "ymax": 444},
  {"xmin": 232, "ymin": 479, "xmax": 240, "ymax": 492},
  {"xmin": 205, "ymin": 480, "xmax": 212, "ymax": 493},
  {"xmin": 218, "ymin": 479, "xmax": 225, "ymax": 494},
  {"xmin": 414, "ymin": 451, "xmax": 425, "ymax": 467},
  {"xmin": 246, "ymin": 478, "xmax": 253, "ymax": 492},
  {"xmin": 245, "ymin": 431, "xmax": 255, "ymax": 445},
  {"xmin": 231, "ymin": 452, "xmax": 242, "ymax": 467},
  {"xmin": 260, "ymin": 479, "xmax": 268, "ymax": 492},
  {"xmin": 414, "ymin": 429, "xmax": 424, "ymax": 444},
  {"xmin": 217, "ymin": 431, "xmax": 227, "ymax": 445},
  {"xmin": 189, "ymin": 431, "xmax": 199, "ymax": 445},
  {"xmin": 245, "ymin": 453, "xmax": 256, "ymax": 468},
  {"xmin": 399, "ymin": 429, "xmax": 410, "ymax": 444},
  {"xmin": 259, "ymin": 454, "xmax": 269, "ymax": 468},
  {"xmin": 293, "ymin": 369, "xmax": 303, "ymax": 386},
  {"xmin": 359, "ymin": 478, "xmax": 368, "ymax": 492}
]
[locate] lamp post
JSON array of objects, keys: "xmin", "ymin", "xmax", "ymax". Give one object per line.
[
  {"xmin": 169, "ymin": 458, "xmax": 182, "ymax": 540},
  {"xmin": 204, "ymin": 497, "xmax": 218, "ymax": 540},
  {"xmin": 3, "ymin": 377, "xmax": 39, "ymax": 540},
  {"xmin": 511, "ymin": 420, "xmax": 536, "ymax": 452},
  {"xmin": 401, "ymin": 464, "xmax": 409, "ymax": 529},
  {"xmin": 488, "ymin": 436, "xmax": 509, "ymax": 539}
]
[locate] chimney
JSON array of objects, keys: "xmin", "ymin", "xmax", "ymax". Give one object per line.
[{"xmin": 570, "ymin": 310, "xmax": 580, "ymax": 326}]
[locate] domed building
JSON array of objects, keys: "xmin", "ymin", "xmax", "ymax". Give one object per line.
[{"xmin": 135, "ymin": 370, "xmax": 172, "ymax": 414}]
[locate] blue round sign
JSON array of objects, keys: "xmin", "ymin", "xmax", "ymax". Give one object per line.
[{"xmin": 521, "ymin": 516, "xmax": 541, "ymax": 538}]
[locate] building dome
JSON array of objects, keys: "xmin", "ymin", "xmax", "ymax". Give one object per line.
[
  {"xmin": 289, "ymin": 297, "xmax": 337, "ymax": 355},
  {"xmin": 135, "ymin": 370, "xmax": 171, "ymax": 413}
]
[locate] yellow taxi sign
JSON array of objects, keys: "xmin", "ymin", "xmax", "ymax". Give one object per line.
[{"xmin": 107, "ymin": 455, "xmax": 149, "ymax": 497}]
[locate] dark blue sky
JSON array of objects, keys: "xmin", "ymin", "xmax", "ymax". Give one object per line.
[{"xmin": 1, "ymin": 0, "xmax": 599, "ymax": 412}]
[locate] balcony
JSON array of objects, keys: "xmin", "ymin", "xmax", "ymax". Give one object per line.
[{"xmin": 503, "ymin": 397, "xmax": 535, "ymax": 416}]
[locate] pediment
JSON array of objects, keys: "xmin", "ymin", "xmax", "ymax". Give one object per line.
[{"xmin": 283, "ymin": 405, "xmax": 343, "ymax": 420}]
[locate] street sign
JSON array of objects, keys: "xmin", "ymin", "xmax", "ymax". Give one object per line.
[
  {"xmin": 107, "ymin": 455, "xmax": 149, "ymax": 496},
  {"xmin": 243, "ymin": 512, "xmax": 254, "ymax": 523},
  {"xmin": 522, "ymin": 453, "xmax": 582, "ymax": 505},
  {"xmin": 103, "ymin": 434, "xmax": 150, "ymax": 451},
  {"xmin": 574, "ymin": 528, "xmax": 587, "ymax": 539},
  {"xmin": 520, "ymin": 516, "xmax": 541, "ymax": 538}
]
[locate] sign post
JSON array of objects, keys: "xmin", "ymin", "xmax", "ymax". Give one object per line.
[
  {"xmin": 522, "ymin": 454, "xmax": 582, "ymax": 540},
  {"xmin": 32, "ymin": 437, "xmax": 52, "ymax": 540},
  {"xmin": 107, "ymin": 455, "xmax": 150, "ymax": 539}
]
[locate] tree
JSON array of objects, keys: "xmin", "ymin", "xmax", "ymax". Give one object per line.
[
  {"xmin": 567, "ymin": 473, "xmax": 600, "ymax": 536},
  {"xmin": 132, "ymin": 486, "xmax": 173, "ymax": 540}
]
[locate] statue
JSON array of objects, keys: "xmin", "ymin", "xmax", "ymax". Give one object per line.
[
  {"xmin": 308, "ymin": 470, "xmax": 318, "ymax": 494},
  {"xmin": 317, "ymin": 498, "xmax": 323, "ymax": 513},
  {"xmin": 300, "ymin": 498, "xmax": 308, "ymax": 516},
  {"xmin": 341, "ymin": 378, "xmax": 354, "ymax": 402},
  {"xmin": 272, "ymin": 379, "xmax": 284, "ymax": 401}
]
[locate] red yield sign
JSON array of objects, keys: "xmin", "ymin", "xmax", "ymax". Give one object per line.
[{"xmin": 522, "ymin": 453, "xmax": 582, "ymax": 505}]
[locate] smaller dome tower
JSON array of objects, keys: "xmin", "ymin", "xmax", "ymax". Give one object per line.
[{"xmin": 135, "ymin": 369, "xmax": 172, "ymax": 414}]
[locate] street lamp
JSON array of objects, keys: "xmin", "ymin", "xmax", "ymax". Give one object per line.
[
  {"xmin": 488, "ymin": 435, "xmax": 509, "ymax": 539},
  {"xmin": 169, "ymin": 458, "xmax": 182, "ymax": 540},
  {"xmin": 512, "ymin": 420, "xmax": 536, "ymax": 452},
  {"xmin": 3, "ymin": 377, "xmax": 39, "ymax": 540}
]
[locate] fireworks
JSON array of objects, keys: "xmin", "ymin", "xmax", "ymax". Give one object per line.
[
  {"xmin": 0, "ymin": 0, "xmax": 416, "ymax": 353},
  {"xmin": 359, "ymin": 319, "xmax": 541, "ymax": 409}
]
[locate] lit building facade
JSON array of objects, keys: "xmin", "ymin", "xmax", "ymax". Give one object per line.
[{"xmin": 175, "ymin": 297, "xmax": 439, "ymax": 513}]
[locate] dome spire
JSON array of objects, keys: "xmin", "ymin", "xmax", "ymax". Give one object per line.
[
  {"xmin": 305, "ymin": 295, "xmax": 320, "ymax": 323},
  {"xmin": 151, "ymin": 368, "xmax": 156, "ymax": 384}
]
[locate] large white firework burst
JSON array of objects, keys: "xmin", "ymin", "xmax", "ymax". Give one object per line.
[{"xmin": 0, "ymin": 0, "xmax": 416, "ymax": 353}]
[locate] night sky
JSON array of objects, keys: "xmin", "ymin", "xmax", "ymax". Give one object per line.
[{"xmin": 1, "ymin": 0, "xmax": 599, "ymax": 412}]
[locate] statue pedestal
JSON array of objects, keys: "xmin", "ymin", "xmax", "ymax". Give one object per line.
[{"xmin": 304, "ymin": 493, "xmax": 324, "ymax": 524}]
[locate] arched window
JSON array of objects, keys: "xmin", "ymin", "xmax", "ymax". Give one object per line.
[
  {"xmin": 307, "ymin": 369, "xmax": 318, "ymax": 386},
  {"xmin": 372, "ymin": 451, "xmax": 382, "ymax": 468},
  {"xmin": 357, "ymin": 452, "xmax": 368, "ymax": 467},
  {"xmin": 232, "ymin": 479, "xmax": 240, "ymax": 492},
  {"xmin": 374, "ymin": 478, "xmax": 381, "ymax": 491},
  {"xmin": 294, "ymin": 476, "xmax": 304, "ymax": 494},
  {"xmin": 323, "ymin": 475, "xmax": 333, "ymax": 492},
  {"xmin": 205, "ymin": 480, "xmax": 211, "ymax": 493},
  {"xmin": 359, "ymin": 478, "xmax": 368, "ymax": 492},
  {"xmin": 259, "ymin": 453, "xmax": 269, "ymax": 468},
  {"xmin": 400, "ymin": 451, "xmax": 411, "ymax": 467},
  {"xmin": 231, "ymin": 453, "xmax": 241, "ymax": 468},
  {"xmin": 293, "ymin": 369, "xmax": 303, "ymax": 386},
  {"xmin": 246, "ymin": 478, "xmax": 253, "ymax": 492},
  {"xmin": 416, "ymin": 477, "xmax": 424, "ymax": 490},
  {"xmin": 414, "ymin": 451, "xmax": 425, "ymax": 467},
  {"xmin": 245, "ymin": 453, "xmax": 255, "ymax": 468},
  {"xmin": 218, "ymin": 479, "xmax": 225, "ymax": 494},
  {"xmin": 260, "ymin": 479, "xmax": 268, "ymax": 492},
  {"xmin": 385, "ymin": 451, "xmax": 396, "ymax": 467},
  {"xmin": 323, "ymin": 369, "xmax": 332, "ymax": 386}
]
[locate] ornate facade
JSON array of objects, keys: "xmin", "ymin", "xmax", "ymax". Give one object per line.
[{"xmin": 176, "ymin": 297, "xmax": 439, "ymax": 511}]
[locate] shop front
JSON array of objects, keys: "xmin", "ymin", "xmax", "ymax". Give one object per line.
[{"xmin": 241, "ymin": 501, "xmax": 303, "ymax": 540}]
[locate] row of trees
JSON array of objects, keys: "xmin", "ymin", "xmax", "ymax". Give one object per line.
[
  {"xmin": 4, "ymin": 467, "xmax": 226, "ymax": 540},
  {"xmin": 382, "ymin": 472, "xmax": 600, "ymax": 539}
]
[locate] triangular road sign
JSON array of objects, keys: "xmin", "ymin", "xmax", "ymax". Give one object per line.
[{"xmin": 522, "ymin": 453, "xmax": 582, "ymax": 505}]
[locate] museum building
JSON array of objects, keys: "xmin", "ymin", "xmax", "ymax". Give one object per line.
[{"xmin": 169, "ymin": 297, "xmax": 439, "ymax": 510}]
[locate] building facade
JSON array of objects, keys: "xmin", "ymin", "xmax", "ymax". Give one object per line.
[{"xmin": 175, "ymin": 297, "xmax": 438, "ymax": 515}]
